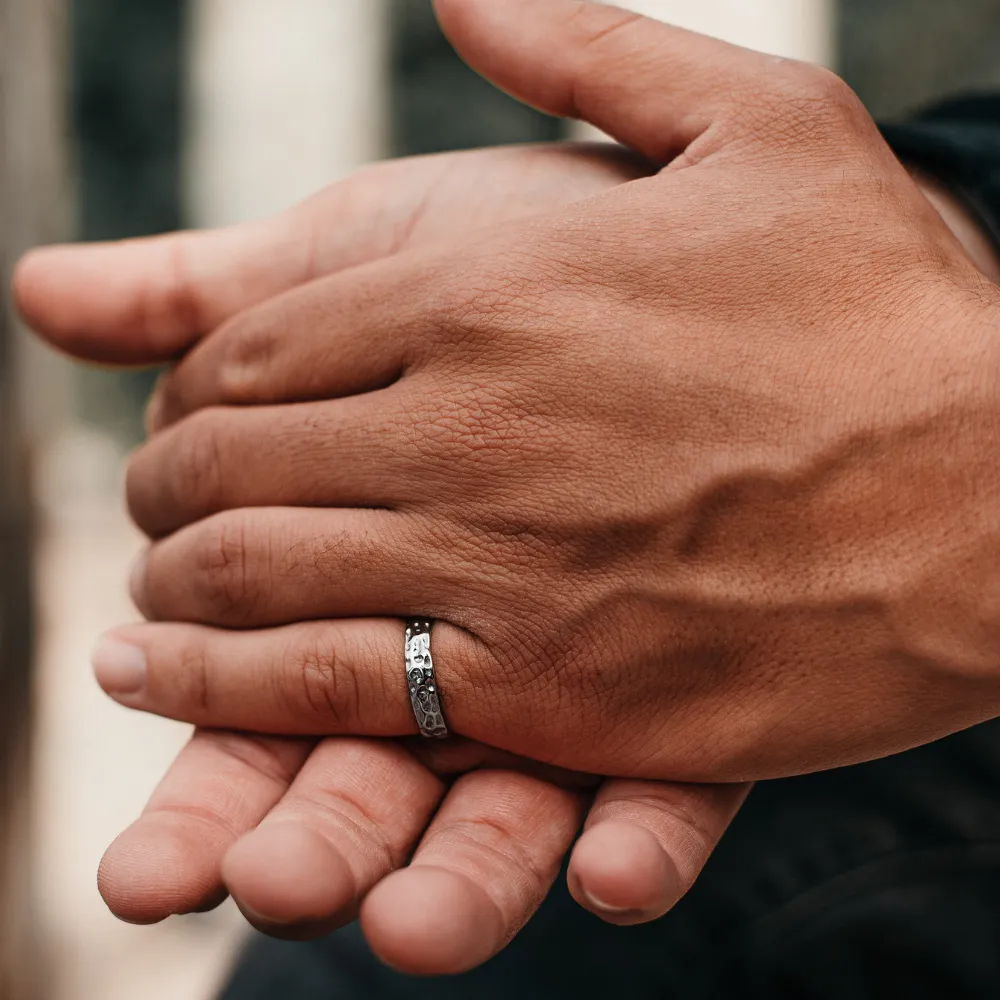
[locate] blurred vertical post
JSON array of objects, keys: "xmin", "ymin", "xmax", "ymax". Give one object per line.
[
  {"xmin": 186, "ymin": 0, "xmax": 389, "ymax": 228},
  {"xmin": 0, "ymin": 0, "xmax": 67, "ymax": 994},
  {"xmin": 618, "ymin": 0, "xmax": 833, "ymax": 63},
  {"xmin": 575, "ymin": 0, "xmax": 833, "ymax": 140}
]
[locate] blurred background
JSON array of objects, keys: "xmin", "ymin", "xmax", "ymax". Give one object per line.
[{"xmin": 2, "ymin": 1, "xmax": 1000, "ymax": 998}]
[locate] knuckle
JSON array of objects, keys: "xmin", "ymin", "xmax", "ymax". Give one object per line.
[
  {"xmin": 411, "ymin": 240, "xmax": 570, "ymax": 376},
  {"xmin": 192, "ymin": 512, "xmax": 268, "ymax": 624},
  {"xmin": 787, "ymin": 62, "xmax": 853, "ymax": 102},
  {"xmin": 132, "ymin": 412, "xmax": 229, "ymax": 534},
  {"xmin": 175, "ymin": 412, "xmax": 227, "ymax": 510},
  {"xmin": 125, "ymin": 411, "xmax": 229, "ymax": 538},
  {"xmin": 214, "ymin": 305, "xmax": 285, "ymax": 403},
  {"xmin": 745, "ymin": 63, "xmax": 868, "ymax": 147},
  {"xmin": 148, "ymin": 369, "xmax": 187, "ymax": 430},
  {"xmin": 286, "ymin": 630, "xmax": 361, "ymax": 728},
  {"xmin": 433, "ymin": 249, "xmax": 530, "ymax": 346},
  {"xmin": 176, "ymin": 635, "xmax": 212, "ymax": 713},
  {"xmin": 143, "ymin": 234, "xmax": 201, "ymax": 349},
  {"xmin": 388, "ymin": 255, "xmax": 458, "ymax": 354}
]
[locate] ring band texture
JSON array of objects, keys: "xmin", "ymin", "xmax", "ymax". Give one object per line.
[{"xmin": 404, "ymin": 619, "xmax": 449, "ymax": 739}]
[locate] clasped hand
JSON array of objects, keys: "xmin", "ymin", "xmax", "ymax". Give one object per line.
[{"xmin": 17, "ymin": 0, "xmax": 1000, "ymax": 977}]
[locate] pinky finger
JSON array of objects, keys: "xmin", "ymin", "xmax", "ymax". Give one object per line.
[{"xmin": 567, "ymin": 779, "xmax": 752, "ymax": 926}]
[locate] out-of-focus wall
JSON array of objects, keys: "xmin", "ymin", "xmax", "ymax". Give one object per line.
[
  {"xmin": 1, "ymin": 0, "xmax": 68, "ymax": 998},
  {"xmin": 71, "ymin": 0, "xmax": 186, "ymax": 441},
  {"xmin": 613, "ymin": 0, "xmax": 833, "ymax": 63},
  {"xmin": 841, "ymin": 0, "xmax": 1000, "ymax": 118},
  {"xmin": 187, "ymin": 0, "xmax": 388, "ymax": 227},
  {"xmin": 73, "ymin": 0, "xmax": 185, "ymax": 241},
  {"xmin": 388, "ymin": 0, "xmax": 565, "ymax": 156},
  {"xmin": 6, "ymin": 0, "xmax": 73, "ymax": 444}
]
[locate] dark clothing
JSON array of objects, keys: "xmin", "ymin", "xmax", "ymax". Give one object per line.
[
  {"xmin": 882, "ymin": 95, "xmax": 1000, "ymax": 260},
  {"xmin": 220, "ymin": 98, "xmax": 1000, "ymax": 1000}
]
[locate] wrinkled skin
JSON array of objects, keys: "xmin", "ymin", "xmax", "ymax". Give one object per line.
[{"xmin": 18, "ymin": 0, "xmax": 1000, "ymax": 978}]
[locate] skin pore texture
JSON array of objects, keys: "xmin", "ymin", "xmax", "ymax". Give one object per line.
[{"xmin": 15, "ymin": 0, "xmax": 1000, "ymax": 978}]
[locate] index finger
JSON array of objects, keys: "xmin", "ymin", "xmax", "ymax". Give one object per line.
[
  {"xmin": 12, "ymin": 158, "xmax": 444, "ymax": 366},
  {"xmin": 14, "ymin": 222, "xmax": 317, "ymax": 366}
]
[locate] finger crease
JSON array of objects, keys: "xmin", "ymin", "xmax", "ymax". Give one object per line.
[
  {"xmin": 436, "ymin": 816, "xmax": 552, "ymax": 893},
  {"xmin": 207, "ymin": 732, "xmax": 303, "ymax": 785}
]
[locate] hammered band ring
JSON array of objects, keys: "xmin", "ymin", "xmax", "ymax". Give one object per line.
[{"xmin": 404, "ymin": 619, "xmax": 449, "ymax": 739}]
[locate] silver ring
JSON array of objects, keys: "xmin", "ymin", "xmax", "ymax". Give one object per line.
[{"xmin": 404, "ymin": 619, "xmax": 449, "ymax": 739}]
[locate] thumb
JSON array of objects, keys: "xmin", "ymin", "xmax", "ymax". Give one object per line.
[
  {"xmin": 435, "ymin": 0, "xmax": 765, "ymax": 163},
  {"xmin": 12, "ymin": 157, "xmax": 446, "ymax": 367}
]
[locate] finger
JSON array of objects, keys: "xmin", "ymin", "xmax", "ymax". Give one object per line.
[
  {"xmin": 131, "ymin": 507, "xmax": 470, "ymax": 629},
  {"xmin": 141, "ymin": 148, "xmax": 652, "ymax": 433},
  {"xmin": 222, "ymin": 738, "xmax": 444, "ymax": 938},
  {"xmin": 13, "ymin": 144, "xmax": 642, "ymax": 367},
  {"xmin": 361, "ymin": 769, "xmax": 585, "ymax": 975},
  {"xmin": 98, "ymin": 728, "xmax": 313, "ymax": 924},
  {"xmin": 127, "ymin": 395, "xmax": 414, "ymax": 539},
  {"xmin": 13, "ymin": 222, "xmax": 321, "ymax": 366},
  {"xmin": 144, "ymin": 253, "xmax": 438, "ymax": 433},
  {"xmin": 567, "ymin": 778, "xmax": 751, "ymax": 925},
  {"xmin": 91, "ymin": 619, "xmax": 488, "ymax": 739},
  {"xmin": 435, "ymin": 0, "xmax": 767, "ymax": 163},
  {"xmin": 11, "ymin": 157, "xmax": 450, "ymax": 366}
]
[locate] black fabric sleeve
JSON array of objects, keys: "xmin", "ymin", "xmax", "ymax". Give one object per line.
[{"xmin": 881, "ymin": 94, "xmax": 1000, "ymax": 258}]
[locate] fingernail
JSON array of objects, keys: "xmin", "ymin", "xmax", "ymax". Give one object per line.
[
  {"xmin": 233, "ymin": 899, "xmax": 297, "ymax": 929},
  {"xmin": 92, "ymin": 635, "xmax": 147, "ymax": 695},
  {"xmin": 579, "ymin": 888, "xmax": 637, "ymax": 916},
  {"xmin": 579, "ymin": 886, "xmax": 658, "ymax": 923},
  {"xmin": 129, "ymin": 549, "xmax": 149, "ymax": 614}
]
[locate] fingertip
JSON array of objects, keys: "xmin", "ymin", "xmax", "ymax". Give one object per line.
[
  {"xmin": 11, "ymin": 238, "xmax": 196, "ymax": 364},
  {"xmin": 12, "ymin": 243, "xmax": 133, "ymax": 361},
  {"xmin": 13, "ymin": 243, "xmax": 113, "ymax": 338},
  {"xmin": 568, "ymin": 820, "xmax": 679, "ymax": 926},
  {"xmin": 361, "ymin": 866, "xmax": 504, "ymax": 976},
  {"xmin": 11, "ymin": 246, "xmax": 63, "ymax": 330},
  {"xmin": 98, "ymin": 815, "xmax": 229, "ymax": 924},
  {"xmin": 91, "ymin": 633, "xmax": 148, "ymax": 699},
  {"xmin": 223, "ymin": 823, "xmax": 358, "ymax": 933}
]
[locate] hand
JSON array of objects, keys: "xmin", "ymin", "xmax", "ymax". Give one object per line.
[
  {"xmin": 21, "ymin": 0, "xmax": 992, "ymax": 972},
  {"xmin": 69, "ymin": 0, "xmax": 1000, "ymax": 775},
  {"xmin": 19, "ymin": 138, "xmax": 748, "ymax": 969}
]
